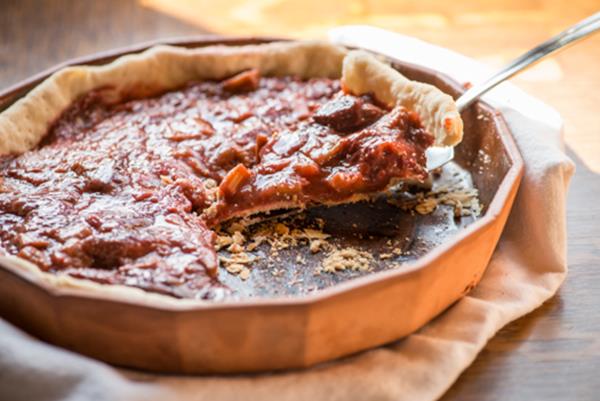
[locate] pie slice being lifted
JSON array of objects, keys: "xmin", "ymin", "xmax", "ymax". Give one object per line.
[
  {"xmin": 207, "ymin": 51, "xmax": 462, "ymax": 223},
  {"xmin": 0, "ymin": 42, "xmax": 463, "ymax": 300}
]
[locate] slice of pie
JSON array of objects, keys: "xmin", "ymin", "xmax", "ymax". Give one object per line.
[{"xmin": 0, "ymin": 42, "xmax": 462, "ymax": 300}]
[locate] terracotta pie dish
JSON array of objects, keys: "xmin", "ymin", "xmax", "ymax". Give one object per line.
[{"xmin": 0, "ymin": 37, "xmax": 523, "ymax": 373}]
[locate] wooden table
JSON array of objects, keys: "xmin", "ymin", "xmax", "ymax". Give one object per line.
[{"xmin": 2, "ymin": 1, "xmax": 599, "ymax": 399}]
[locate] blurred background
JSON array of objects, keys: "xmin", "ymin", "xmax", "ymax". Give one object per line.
[{"xmin": 1, "ymin": 0, "xmax": 599, "ymax": 172}]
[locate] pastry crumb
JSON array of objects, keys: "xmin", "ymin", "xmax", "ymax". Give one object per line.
[
  {"xmin": 246, "ymin": 235, "xmax": 266, "ymax": 251},
  {"xmin": 219, "ymin": 252, "xmax": 256, "ymax": 278},
  {"xmin": 216, "ymin": 234, "xmax": 234, "ymax": 250},
  {"xmin": 320, "ymin": 247, "xmax": 374, "ymax": 273},
  {"xmin": 415, "ymin": 196, "xmax": 438, "ymax": 215},
  {"xmin": 239, "ymin": 268, "xmax": 251, "ymax": 280},
  {"xmin": 224, "ymin": 263, "xmax": 245, "ymax": 274},
  {"xmin": 309, "ymin": 239, "xmax": 328, "ymax": 253},
  {"xmin": 392, "ymin": 177, "xmax": 482, "ymax": 218}
]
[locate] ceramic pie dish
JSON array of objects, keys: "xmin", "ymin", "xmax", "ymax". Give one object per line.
[{"xmin": 0, "ymin": 37, "xmax": 523, "ymax": 373}]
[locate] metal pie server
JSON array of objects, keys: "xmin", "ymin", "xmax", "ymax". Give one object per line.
[{"xmin": 331, "ymin": 12, "xmax": 600, "ymax": 170}]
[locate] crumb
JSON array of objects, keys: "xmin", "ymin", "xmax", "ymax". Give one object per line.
[
  {"xmin": 239, "ymin": 268, "xmax": 250, "ymax": 280},
  {"xmin": 219, "ymin": 252, "xmax": 257, "ymax": 279},
  {"xmin": 219, "ymin": 252, "xmax": 255, "ymax": 265},
  {"xmin": 225, "ymin": 263, "xmax": 245, "ymax": 274},
  {"xmin": 415, "ymin": 196, "xmax": 438, "ymax": 215},
  {"xmin": 246, "ymin": 235, "xmax": 266, "ymax": 251},
  {"xmin": 227, "ymin": 242, "xmax": 244, "ymax": 253},
  {"xmin": 303, "ymin": 228, "xmax": 330, "ymax": 240},
  {"xmin": 320, "ymin": 247, "xmax": 374, "ymax": 273},
  {"xmin": 309, "ymin": 239, "xmax": 328, "ymax": 253},
  {"xmin": 216, "ymin": 235, "xmax": 233, "ymax": 250},
  {"xmin": 395, "ymin": 182, "xmax": 482, "ymax": 217},
  {"xmin": 232, "ymin": 231, "xmax": 245, "ymax": 245}
]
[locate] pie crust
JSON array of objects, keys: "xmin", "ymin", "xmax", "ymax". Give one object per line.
[{"xmin": 0, "ymin": 41, "xmax": 462, "ymax": 155}]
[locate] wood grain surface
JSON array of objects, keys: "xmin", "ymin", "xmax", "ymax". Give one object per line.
[{"xmin": 1, "ymin": 0, "xmax": 599, "ymax": 399}]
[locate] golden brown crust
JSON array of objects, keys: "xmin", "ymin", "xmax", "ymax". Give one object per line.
[
  {"xmin": 0, "ymin": 42, "xmax": 461, "ymax": 156},
  {"xmin": 0, "ymin": 41, "xmax": 347, "ymax": 156},
  {"xmin": 342, "ymin": 51, "xmax": 463, "ymax": 146}
]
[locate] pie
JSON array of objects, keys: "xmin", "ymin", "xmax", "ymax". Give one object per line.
[{"xmin": 0, "ymin": 41, "xmax": 463, "ymax": 300}]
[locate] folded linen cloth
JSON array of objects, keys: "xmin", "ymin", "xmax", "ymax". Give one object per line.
[{"xmin": 0, "ymin": 27, "xmax": 575, "ymax": 401}]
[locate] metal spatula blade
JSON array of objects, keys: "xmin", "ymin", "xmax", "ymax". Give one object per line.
[{"xmin": 426, "ymin": 146, "xmax": 454, "ymax": 171}]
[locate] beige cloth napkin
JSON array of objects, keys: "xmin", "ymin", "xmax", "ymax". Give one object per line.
[{"xmin": 0, "ymin": 28, "xmax": 575, "ymax": 401}]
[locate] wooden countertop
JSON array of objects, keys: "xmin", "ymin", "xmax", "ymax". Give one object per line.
[{"xmin": 2, "ymin": 0, "xmax": 599, "ymax": 399}]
